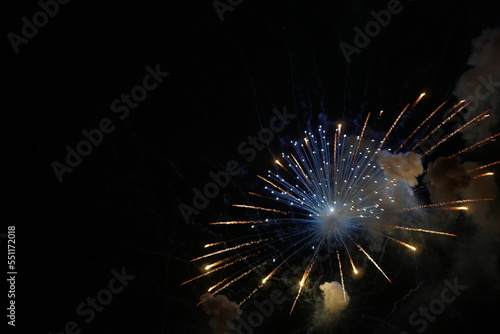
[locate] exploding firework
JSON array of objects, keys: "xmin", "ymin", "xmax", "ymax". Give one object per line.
[{"xmin": 184, "ymin": 94, "xmax": 498, "ymax": 314}]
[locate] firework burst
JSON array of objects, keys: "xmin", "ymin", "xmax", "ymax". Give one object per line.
[{"xmin": 184, "ymin": 94, "xmax": 497, "ymax": 314}]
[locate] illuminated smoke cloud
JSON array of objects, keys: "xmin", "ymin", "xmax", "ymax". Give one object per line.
[
  {"xmin": 453, "ymin": 28, "xmax": 500, "ymax": 144},
  {"xmin": 377, "ymin": 151, "xmax": 424, "ymax": 186},
  {"xmin": 312, "ymin": 281, "xmax": 350, "ymax": 329},
  {"xmin": 427, "ymin": 157, "xmax": 472, "ymax": 202},
  {"xmin": 200, "ymin": 293, "xmax": 242, "ymax": 334}
]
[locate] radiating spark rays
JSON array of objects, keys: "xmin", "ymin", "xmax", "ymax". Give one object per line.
[
  {"xmin": 402, "ymin": 198, "xmax": 493, "ymax": 211},
  {"xmin": 410, "ymin": 100, "xmax": 470, "ymax": 151},
  {"xmin": 449, "ymin": 133, "xmax": 500, "ymax": 158},
  {"xmin": 232, "ymin": 204, "xmax": 289, "ymax": 214},
  {"xmin": 190, "ymin": 239, "xmax": 269, "ymax": 262},
  {"xmin": 353, "ymin": 241, "xmax": 391, "ymax": 283},
  {"xmin": 395, "ymin": 100, "xmax": 447, "ymax": 153},
  {"xmin": 423, "ymin": 109, "xmax": 491, "ymax": 156},
  {"xmin": 387, "ymin": 226, "xmax": 457, "ymax": 237},
  {"xmin": 379, "ymin": 103, "xmax": 410, "ymax": 150}
]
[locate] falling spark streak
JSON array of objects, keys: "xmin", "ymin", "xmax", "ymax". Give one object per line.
[
  {"xmin": 290, "ymin": 256, "xmax": 318, "ymax": 315},
  {"xmin": 378, "ymin": 93, "xmax": 424, "ymax": 151},
  {"xmin": 354, "ymin": 241, "xmax": 391, "ymax": 283},
  {"xmin": 422, "ymin": 109, "xmax": 490, "ymax": 156},
  {"xmin": 473, "ymin": 172, "xmax": 494, "ymax": 179},
  {"xmin": 248, "ymin": 191, "xmax": 268, "ymax": 198},
  {"xmin": 379, "ymin": 103, "xmax": 410, "ymax": 150},
  {"xmin": 190, "ymin": 239, "xmax": 269, "ymax": 262},
  {"xmin": 181, "ymin": 253, "xmax": 259, "ymax": 286},
  {"xmin": 411, "ymin": 92, "xmax": 426, "ymax": 109},
  {"xmin": 395, "ymin": 100, "xmax": 447, "ymax": 153},
  {"xmin": 352, "ymin": 112, "xmax": 371, "ymax": 166},
  {"xmin": 441, "ymin": 206, "xmax": 469, "ymax": 211},
  {"xmin": 388, "ymin": 226, "xmax": 457, "ymax": 237},
  {"xmin": 204, "ymin": 240, "xmax": 228, "ymax": 248},
  {"xmin": 197, "ymin": 262, "xmax": 267, "ymax": 307},
  {"xmin": 402, "ymin": 199, "xmax": 492, "ymax": 211},
  {"xmin": 393, "ymin": 239, "xmax": 416, "ymax": 251},
  {"xmin": 341, "ymin": 239, "xmax": 358, "ymax": 275},
  {"xmin": 257, "ymin": 175, "xmax": 299, "ymax": 200},
  {"xmin": 337, "ymin": 250, "xmax": 347, "ymax": 302},
  {"xmin": 466, "ymin": 161, "xmax": 500, "ymax": 174},
  {"xmin": 210, "ymin": 220, "xmax": 268, "ymax": 225},
  {"xmin": 350, "ymin": 258, "xmax": 359, "ymax": 275},
  {"xmin": 410, "ymin": 100, "xmax": 470, "ymax": 151},
  {"xmin": 449, "ymin": 133, "xmax": 500, "ymax": 158},
  {"xmin": 232, "ymin": 204, "xmax": 289, "ymax": 214}
]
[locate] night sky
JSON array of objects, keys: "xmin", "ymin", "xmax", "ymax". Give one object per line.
[{"xmin": 7, "ymin": 0, "xmax": 500, "ymax": 333}]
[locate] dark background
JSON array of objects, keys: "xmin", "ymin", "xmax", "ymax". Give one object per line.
[{"xmin": 6, "ymin": 0, "xmax": 500, "ymax": 333}]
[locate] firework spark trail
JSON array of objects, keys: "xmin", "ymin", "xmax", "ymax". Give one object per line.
[
  {"xmin": 378, "ymin": 103, "xmax": 410, "ymax": 150},
  {"xmin": 231, "ymin": 204, "xmax": 289, "ymax": 214},
  {"xmin": 336, "ymin": 250, "xmax": 347, "ymax": 302},
  {"xmin": 190, "ymin": 239, "xmax": 270, "ymax": 262},
  {"xmin": 290, "ymin": 254, "xmax": 319, "ymax": 315},
  {"xmin": 473, "ymin": 172, "xmax": 495, "ymax": 179},
  {"xmin": 448, "ymin": 133, "xmax": 500, "ymax": 158},
  {"xmin": 387, "ymin": 225, "xmax": 457, "ymax": 237},
  {"xmin": 378, "ymin": 92, "xmax": 426, "ymax": 151},
  {"xmin": 423, "ymin": 109, "xmax": 491, "ymax": 156},
  {"xmin": 395, "ymin": 100, "xmax": 447, "ymax": 153},
  {"xmin": 410, "ymin": 100, "xmax": 470, "ymax": 151},
  {"xmin": 402, "ymin": 198, "xmax": 493, "ymax": 211},
  {"xmin": 466, "ymin": 161, "xmax": 500, "ymax": 173},
  {"xmin": 341, "ymin": 239, "xmax": 359, "ymax": 274},
  {"xmin": 181, "ymin": 253, "xmax": 260, "ymax": 286},
  {"xmin": 352, "ymin": 112, "xmax": 371, "ymax": 166},
  {"xmin": 353, "ymin": 239, "xmax": 392, "ymax": 283}
]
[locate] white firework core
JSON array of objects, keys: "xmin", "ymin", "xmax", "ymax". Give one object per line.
[{"xmin": 271, "ymin": 127, "xmax": 395, "ymax": 245}]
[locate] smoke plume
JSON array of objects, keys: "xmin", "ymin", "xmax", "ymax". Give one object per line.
[
  {"xmin": 312, "ymin": 281, "xmax": 350, "ymax": 330},
  {"xmin": 453, "ymin": 28, "xmax": 500, "ymax": 144},
  {"xmin": 200, "ymin": 293, "xmax": 242, "ymax": 334},
  {"xmin": 426, "ymin": 156, "xmax": 472, "ymax": 202},
  {"xmin": 377, "ymin": 151, "xmax": 424, "ymax": 186}
]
